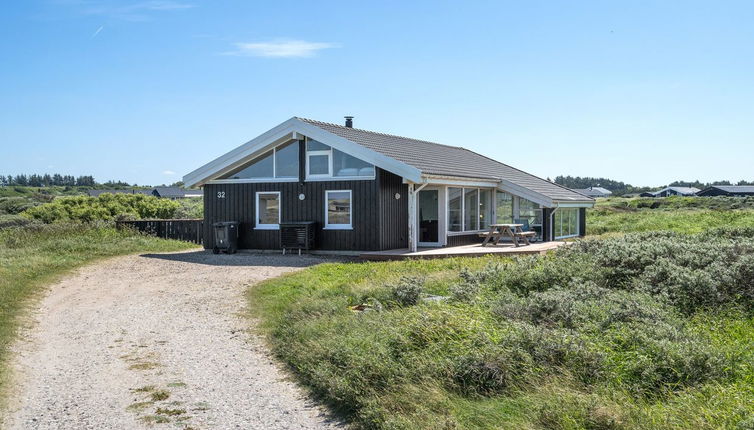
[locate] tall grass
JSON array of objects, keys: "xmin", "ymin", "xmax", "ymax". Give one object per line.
[
  {"xmin": 0, "ymin": 224, "xmax": 195, "ymax": 401},
  {"xmin": 249, "ymin": 229, "xmax": 754, "ymax": 429}
]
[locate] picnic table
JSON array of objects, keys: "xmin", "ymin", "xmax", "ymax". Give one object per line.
[{"xmin": 481, "ymin": 223, "xmax": 536, "ymax": 247}]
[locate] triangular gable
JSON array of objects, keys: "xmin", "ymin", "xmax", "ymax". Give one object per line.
[{"xmin": 183, "ymin": 117, "xmax": 422, "ymax": 187}]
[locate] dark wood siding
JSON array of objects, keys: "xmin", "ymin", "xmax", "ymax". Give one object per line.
[
  {"xmin": 377, "ymin": 170, "xmax": 408, "ymax": 250},
  {"xmin": 541, "ymin": 208, "xmax": 553, "ymax": 242},
  {"xmin": 203, "ymin": 167, "xmax": 404, "ymax": 251},
  {"xmin": 579, "ymin": 207, "xmax": 587, "ymax": 237}
]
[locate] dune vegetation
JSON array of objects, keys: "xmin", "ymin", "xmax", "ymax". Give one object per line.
[{"xmin": 249, "ymin": 228, "xmax": 754, "ymax": 429}]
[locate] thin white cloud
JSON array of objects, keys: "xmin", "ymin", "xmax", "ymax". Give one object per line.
[
  {"xmin": 58, "ymin": 0, "xmax": 194, "ymax": 21},
  {"xmin": 224, "ymin": 40, "xmax": 338, "ymax": 58},
  {"xmin": 91, "ymin": 25, "xmax": 104, "ymax": 38},
  {"xmin": 162, "ymin": 170, "xmax": 176, "ymax": 175}
]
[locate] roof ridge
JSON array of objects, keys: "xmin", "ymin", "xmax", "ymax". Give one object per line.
[{"xmin": 296, "ymin": 117, "xmax": 466, "ymax": 150}]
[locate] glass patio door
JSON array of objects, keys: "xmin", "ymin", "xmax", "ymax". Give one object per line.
[{"xmin": 418, "ymin": 189, "xmax": 440, "ymax": 246}]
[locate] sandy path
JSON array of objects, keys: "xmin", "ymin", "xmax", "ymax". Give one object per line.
[{"xmin": 3, "ymin": 250, "xmax": 342, "ymax": 430}]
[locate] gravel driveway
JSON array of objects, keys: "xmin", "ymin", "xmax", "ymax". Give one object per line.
[{"xmin": 3, "ymin": 250, "xmax": 343, "ymax": 430}]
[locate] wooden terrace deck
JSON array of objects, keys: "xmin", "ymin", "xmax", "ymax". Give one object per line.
[{"xmin": 360, "ymin": 241, "xmax": 565, "ymax": 261}]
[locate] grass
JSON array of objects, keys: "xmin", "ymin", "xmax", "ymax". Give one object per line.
[
  {"xmin": 0, "ymin": 223, "xmax": 195, "ymax": 404},
  {"xmin": 248, "ymin": 229, "xmax": 754, "ymax": 429},
  {"xmin": 588, "ymin": 196, "xmax": 754, "ymax": 235}
]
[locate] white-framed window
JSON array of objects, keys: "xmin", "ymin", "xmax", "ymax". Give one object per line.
[
  {"xmin": 306, "ymin": 139, "xmax": 375, "ymax": 180},
  {"xmin": 447, "ymin": 187, "xmax": 494, "ymax": 233},
  {"xmin": 324, "ymin": 190, "xmax": 352, "ymax": 229},
  {"xmin": 554, "ymin": 208, "xmax": 579, "ymax": 239},
  {"xmin": 224, "ymin": 141, "xmax": 299, "ymax": 181},
  {"xmin": 306, "ymin": 139, "xmax": 332, "ymax": 177},
  {"xmin": 255, "ymin": 191, "xmax": 280, "ymax": 229}
]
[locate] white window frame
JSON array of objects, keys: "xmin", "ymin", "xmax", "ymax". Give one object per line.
[
  {"xmin": 554, "ymin": 207, "xmax": 580, "ymax": 240},
  {"xmin": 446, "ymin": 187, "xmax": 493, "ymax": 235},
  {"xmin": 324, "ymin": 189, "xmax": 352, "ymax": 230},
  {"xmin": 255, "ymin": 191, "xmax": 281, "ymax": 230}
]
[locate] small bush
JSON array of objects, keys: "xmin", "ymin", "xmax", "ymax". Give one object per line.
[{"xmin": 390, "ymin": 276, "xmax": 424, "ymax": 306}]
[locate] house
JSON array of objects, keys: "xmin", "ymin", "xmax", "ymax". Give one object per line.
[
  {"xmin": 573, "ymin": 187, "xmax": 612, "ymax": 198},
  {"xmin": 183, "ymin": 117, "xmax": 594, "ymax": 252},
  {"xmin": 697, "ymin": 185, "xmax": 754, "ymax": 197},
  {"xmin": 152, "ymin": 187, "xmax": 203, "ymax": 199},
  {"xmin": 87, "ymin": 189, "xmax": 153, "ymax": 197},
  {"xmin": 87, "ymin": 187, "xmax": 203, "ymax": 199},
  {"xmin": 641, "ymin": 186, "xmax": 700, "ymax": 198}
]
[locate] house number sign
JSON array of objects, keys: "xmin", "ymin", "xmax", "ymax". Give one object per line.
[{"xmin": 217, "ymin": 191, "xmax": 226, "ymax": 199}]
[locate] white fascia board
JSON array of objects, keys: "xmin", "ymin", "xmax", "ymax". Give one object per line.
[
  {"xmin": 183, "ymin": 118, "xmax": 301, "ymax": 188},
  {"xmin": 497, "ymin": 179, "xmax": 553, "ymax": 207},
  {"xmin": 422, "ymin": 175, "xmax": 499, "ymax": 188},
  {"xmin": 293, "ymin": 119, "xmax": 422, "ymax": 182},
  {"xmin": 555, "ymin": 201, "xmax": 596, "ymax": 208},
  {"xmin": 183, "ymin": 117, "xmax": 423, "ymax": 187}
]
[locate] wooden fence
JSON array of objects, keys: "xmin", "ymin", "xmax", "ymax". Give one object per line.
[{"xmin": 116, "ymin": 219, "xmax": 204, "ymax": 245}]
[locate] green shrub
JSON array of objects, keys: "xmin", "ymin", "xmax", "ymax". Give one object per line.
[
  {"xmin": 22, "ymin": 194, "xmax": 181, "ymax": 223},
  {"xmin": 390, "ymin": 276, "xmax": 425, "ymax": 306}
]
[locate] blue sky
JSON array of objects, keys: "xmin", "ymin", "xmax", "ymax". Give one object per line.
[{"xmin": 1, "ymin": 1, "xmax": 753, "ymax": 187}]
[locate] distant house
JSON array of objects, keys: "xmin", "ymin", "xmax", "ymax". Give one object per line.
[
  {"xmin": 572, "ymin": 187, "xmax": 613, "ymax": 198},
  {"xmin": 87, "ymin": 189, "xmax": 152, "ymax": 197},
  {"xmin": 87, "ymin": 187, "xmax": 202, "ymax": 199},
  {"xmin": 697, "ymin": 185, "xmax": 754, "ymax": 197},
  {"xmin": 640, "ymin": 187, "xmax": 701, "ymax": 198},
  {"xmin": 152, "ymin": 187, "xmax": 203, "ymax": 199}
]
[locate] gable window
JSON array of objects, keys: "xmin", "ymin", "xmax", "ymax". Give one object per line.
[
  {"xmin": 306, "ymin": 139, "xmax": 375, "ymax": 179},
  {"xmin": 307, "ymin": 140, "xmax": 332, "ymax": 177},
  {"xmin": 256, "ymin": 192, "xmax": 280, "ymax": 229},
  {"xmin": 225, "ymin": 141, "xmax": 299, "ymax": 180},
  {"xmin": 325, "ymin": 190, "xmax": 352, "ymax": 229},
  {"xmin": 333, "ymin": 149, "xmax": 375, "ymax": 177},
  {"xmin": 274, "ymin": 141, "xmax": 299, "ymax": 178}
]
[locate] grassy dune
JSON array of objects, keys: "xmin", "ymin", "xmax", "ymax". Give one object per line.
[
  {"xmin": 249, "ymin": 230, "xmax": 754, "ymax": 429},
  {"xmin": 0, "ymin": 224, "xmax": 196, "ymax": 400},
  {"xmin": 588, "ymin": 196, "xmax": 754, "ymax": 236}
]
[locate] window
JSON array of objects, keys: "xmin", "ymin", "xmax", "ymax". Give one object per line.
[
  {"xmin": 307, "ymin": 139, "xmax": 375, "ymax": 179},
  {"xmin": 479, "ymin": 189, "xmax": 492, "ymax": 230},
  {"xmin": 519, "ymin": 198, "xmax": 542, "ymax": 226},
  {"xmin": 496, "ymin": 191, "xmax": 513, "ymax": 224},
  {"xmin": 307, "ymin": 139, "xmax": 332, "ymax": 177},
  {"xmin": 464, "ymin": 188, "xmax": 478, "ymax": 231},
  {"xmin": 274, "ymin": 141, "xmax": 299, "ymax": 178},
  {"xmin": 325, "ymin": 190, "xmax": 352, "ymax": 229},
  {"xmin": 448, "ymin": 187, "xmax": 493, "ymax": 232},
  {"xmin": 333, "ymin": 149, "xmax": 375, "ymax": 177},
  {"xmin": 231, "ymin": 150, "xmax": 274, "ymax": 179},
  {"xmin": 448, "ymin": 187, "xmax": 462, "ymax": 232},
  {"xmin": 554, "ymin": 208, "xmax": 579, "ymax": 239},
  {"xmin": 224, "ymin": 142, "xmax": 299, "ymax": 180},
  {"xmin": 256, "ymin": 192, "xmax": 280, "ymax": 229}
]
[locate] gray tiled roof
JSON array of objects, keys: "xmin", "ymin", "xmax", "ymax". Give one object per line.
[
  {"xmin": 298, "ymin": 118, "xmax": 590, "ymax": 203},
  {"xmin": 709, "ymin": 185, "xmax": 754, "ymax": 193},
  {"xmin": 573, "ymin": 187, "xmax": 612, "ymax": 197}
]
